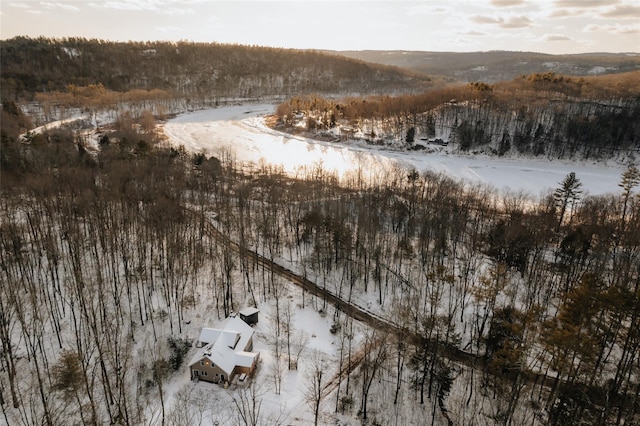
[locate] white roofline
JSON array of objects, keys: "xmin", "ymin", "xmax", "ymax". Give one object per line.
[{"xmin": 189, "ymin": 316, "xmax": 259, "ymax": 376}]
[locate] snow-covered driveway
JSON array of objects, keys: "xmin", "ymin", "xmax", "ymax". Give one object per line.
[{"xmin": 163, "ymin": 104, "xmax": 629, "ymax": 197}]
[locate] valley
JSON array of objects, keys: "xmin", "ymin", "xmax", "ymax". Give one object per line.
[{"xmin": 1, "ymin": 35, "xmax": 639, "ymax": 426}]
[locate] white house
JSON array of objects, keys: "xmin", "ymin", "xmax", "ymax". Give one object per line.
[{"xmin": 189, "ymin": 315, "xmax": 260, "ymax": 384}]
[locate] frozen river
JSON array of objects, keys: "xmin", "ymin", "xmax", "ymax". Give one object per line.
[{"xmin": 163, "ymin": 104, "xmax": 628, "ymax": 197}]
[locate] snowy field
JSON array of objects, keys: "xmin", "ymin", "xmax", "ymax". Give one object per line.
[{"xmin": 163, "ymin": 104, "xmax": 631, "ymax": 198}]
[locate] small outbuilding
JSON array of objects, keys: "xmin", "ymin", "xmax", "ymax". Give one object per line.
[{"xmin": 239, "ymin": 307, "xmax": 260, "ymax": 326}]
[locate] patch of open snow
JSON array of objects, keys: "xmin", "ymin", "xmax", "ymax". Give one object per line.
[{"xmin": 588, "ymin": 66, "xmax": 614, "ymax": 74}]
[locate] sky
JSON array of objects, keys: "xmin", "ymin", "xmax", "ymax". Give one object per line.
[{"xmin": 1, "ymin": 0, "xmax": 639, "ymax": 54}]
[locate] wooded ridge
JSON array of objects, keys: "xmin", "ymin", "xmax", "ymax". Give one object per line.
[
  {"xmin": 334, "ymin": 50, "xmax": 640, "ymax": 83},
  {"xmin": 0, "ymin": 36, "xmax": 432, "ymax": 101}
]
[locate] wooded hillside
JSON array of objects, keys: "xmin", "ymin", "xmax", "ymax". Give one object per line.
[
  {"xmin": 0, "ymin": 37, "xmax": 432, "ymax": 101},
  {"xmin": 335, "ymin": 50, "xmax": 640, "ymax": 83},
  {"xmin": 275, "ymin": 71, "xmax": 640, "ymax": 160}
]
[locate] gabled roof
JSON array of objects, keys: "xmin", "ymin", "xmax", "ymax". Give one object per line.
[
  {"xmin": 198, "ymin": 327, "xmax": 221, "ymax": 345},
  {"xmin": 235, "ymin": 351, "xmax": 259, "ymax": 368},
  {"xmin": 189, "ymin": 316, "xmax": 257, "ymax": 376},
  {"xmin": 222, "ymin": 330, "xmax": 241, "ymax": 348}
]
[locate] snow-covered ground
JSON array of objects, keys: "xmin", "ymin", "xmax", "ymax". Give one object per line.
[
  {"xmin": 160, "ymin": 104, "xmax": 634, "ymax": 424},
  {"xmin": 162, "ymin": 104, "xmax": 631, "ymax": 197},
  {"xmin": 163, "ymin": 291, "xmax": 350, "ymax": 425},
  {"xmin": 10, "ymin": 103, "xmax": 626, "ymax": 425}
]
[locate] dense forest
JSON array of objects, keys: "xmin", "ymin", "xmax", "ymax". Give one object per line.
[
  {"xmin": 0, "ymin": 37, "xmax": 432, "ymax": 102},
  {"xmin": 1, "ymin": 98, "xmax": 640, "ymax": 425},
  {"xmin": 2, "ymin": 36, "xmax": 640, "ymax": 425},
  {"xmin": 274, "ymin": 71, "xmax": 640, "ymax": 160}
]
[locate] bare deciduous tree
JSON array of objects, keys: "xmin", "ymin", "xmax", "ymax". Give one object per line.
[
  {"xmin": 303, "ymin": 350, "xmax": 328, "ymax": 426},
  {"xmin": 232, "ymin": 379, "xmax": 264, "ymax": 426}
]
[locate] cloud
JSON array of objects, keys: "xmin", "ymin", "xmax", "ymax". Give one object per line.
[
  {"xmin": 552, "ymin": 2, "xmax": 640, "ymax": 21},
  {"xmin": 41, "ymin": 2, "xmax": 80, "ymax": 12},
  {"xmin": 7, "ymin": 1, "xmax": 80, "ymax": 13},
  {"xmin": 404, "ymin": 4, "xmax": 449, "ymax": 15},
  {"xmin": 471, "ymin": 15, "xmax": 503, "ymax": 25},
  {"xmin": 158, "ymin": 7, "xmax": 194, "ymax": 15},
  {"xmin": 501, "ymin": 16, "xmax": 533, "ymax": 28},
  {"xmin": 601, "ymin": 4, "xmax": 640, "ymax": 18},
  {"xmin": 461, "ymin": 30, "xmax": 487, "ymax": 36},
  {"xmin": 93, "ymin": 0, "xmax": 196, "ymax": 15},
  {"xmin": 543, "ymin": 34, "xmax": 573, "ymax": 41},
  {"xmin": 549, "ymin": 9, "xmax": 574, "ymax": 18},
  {"xmin": 549, "ymin": 1, "xmax": 637, "ymax": 19},
  {"xmin": 7, "ymin": 2, "xmax": 32, "ymax": 8},
  {"xmin": 554, "ymin": 0, "xmax": 619, "ymax": 7},
  {"xmin": 471, "ymin": 14, "xmax": 533, "ymax": 29},
  {"xmin": 584, "ymin": 23, "xmax": 640, "ymax": 34},
  {"xmin": 100, "ymin": 1, "xmax": 157, "ymax": 11},
  {"xmin": 490, "ymin": 0, "xmax": 526, "ymax": 6}
]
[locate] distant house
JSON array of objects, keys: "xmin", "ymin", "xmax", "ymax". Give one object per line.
[
  {"xmin": 239, "ymin": 307, "xmax": 259, "ymax": 326},
  {"xmin": 189, "ymin": 315, "xmax": 260, "ymax": 384}
]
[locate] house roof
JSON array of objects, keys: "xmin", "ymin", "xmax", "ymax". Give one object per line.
[
  {"xmin": 189, "ymin": 316, "xmax": 257, "ymax": 376},
  {"xmin": 198, "ymin": 327, "xmax": 222, "ymax": 345},
  {"xmin": 235, "ymin": 351, "xmax": 259, "ymax": 368},
  {"xmin": 239, "ymin": 306, "xmax": 260, "ymax": 317}
]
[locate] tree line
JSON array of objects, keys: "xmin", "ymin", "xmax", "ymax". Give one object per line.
[
  {"xmin": 275, "ymin": 71, "xmax": 640, "ymax": 160},
  {"xmin": 0, "ymin": 36, "xmax": 431, "ymax": 102}
]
